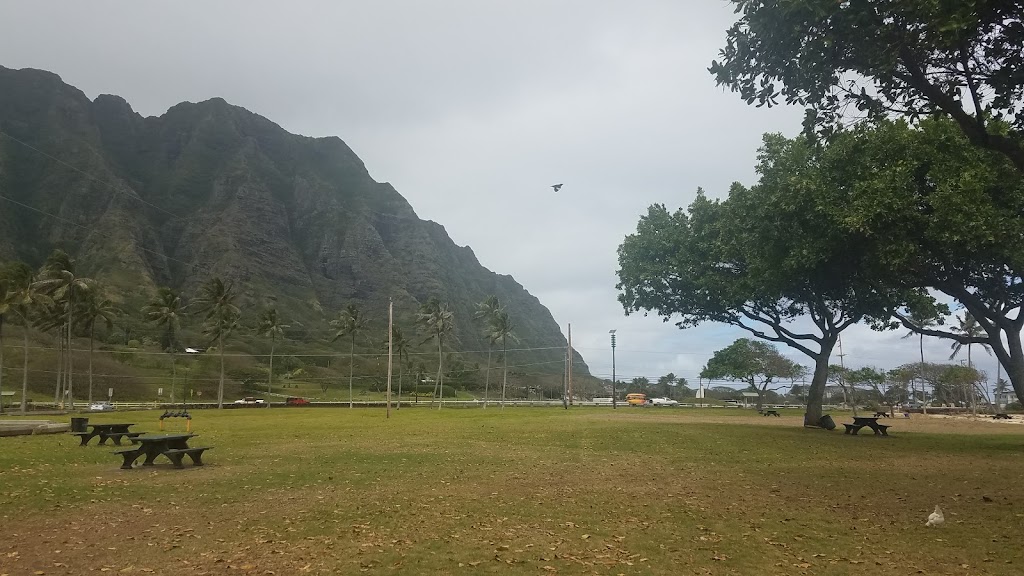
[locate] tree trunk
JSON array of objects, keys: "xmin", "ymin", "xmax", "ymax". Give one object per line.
[
  {"xmin": 54, "ymin": 326, "xmax": 63, "ymax": 406},
  {"xmin": 436, "ymin": 336, "xmax": 444, "ymax": 409},
  {"xmin": 500, "ymin": 337, "xmax": 508, "ymax": 410},
  {"xmin": 349, "ymin": 335, "xmax": 355, "ymax": 409},
  {"xmin": 1002, "ymin": 329, "xmax": 1024, "ymax": 410},
  {"xmin": 396, "ymin": 360, "xmax": 403, "ymax": 410},
  {"xmin": 171, "ymin": 352, "xmax": 177, "ymax": 406},
  {"xmin": 919, "ymin": 334, "xmax": 928, "ymax": 414},
  {"xmin": 21, "ymin": 327, "xmax": 29, "ymax": 414},
  {"xmin": 803, "ymin": 338, "xmax": 836, "ymax": 426},
  {"xmin": 267, "ymin": 335, "xmax": 275, "ymax": 405},
  {"xmin": 88, "ymin": 324, "xmax": 94, "ymax": 404},
  {"xmin": 66, "ymin": 304, "xmax": 73, "ymax": 410},
  {"xmin": 217, "ymin": 332, "xmax": 225, "ymax": 409},
  {"xmin": 483, "ymin": 346, "xmax": 492, "ymax": 409},
  {"xmin": 0, "ymin": 315, "xmax": 5, "ymax": 415}
]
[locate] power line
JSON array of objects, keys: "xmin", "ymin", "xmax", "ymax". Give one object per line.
[
  {"xmin": 0, "ymin": 191, "xmax": 199, "ymax": 271},
  {"xmin": 0, "ymin": 129, "xmax": 181, "ymax": 219}
]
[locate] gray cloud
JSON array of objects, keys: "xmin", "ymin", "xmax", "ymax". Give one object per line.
[{"xmin": 2, "ymin": 1, "xmax": 991, "ymax": 390}]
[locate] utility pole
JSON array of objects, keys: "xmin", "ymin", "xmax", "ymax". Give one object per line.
[
  {"xmin": 610, "ymin": 330, "xmax": 617, "ymax": 409},
  {"xmin": 567, "ymin": 324, "xmax": 573, "ymax": 406},
  {"xmin": 386, "ymin": 298, "xmax": 393, "ymax": 419}
]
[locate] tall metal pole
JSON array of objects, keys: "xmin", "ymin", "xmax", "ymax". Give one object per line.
[
  {"xmin": 386, "ymin": 298, "xmax": 393, "ymax": 419},
  {"xmin": 610, "ymin": 330, "xmax": 617, "ymax": 409}
]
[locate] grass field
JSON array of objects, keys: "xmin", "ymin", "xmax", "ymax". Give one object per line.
[{"xmin": 1, "ymin": 408, "xmax": 1022, "ymax": 575}]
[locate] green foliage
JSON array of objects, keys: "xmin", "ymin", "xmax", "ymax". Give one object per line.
[
  {"xmin": 710, "ymin": 0, "xmax": 1024, "ymax": 170},
  {"xmin": 804, "ymin": 118, "xmax": 1024, "ymax": 401},
  {"xmin": 702, "ymin": 338, "xmax": 802, "ymax": 394},
  {"xmin": 143, "ymin": 287, "xmax": 182, "ymax": 352},
  {"xmin": 616, "ymin": 133, "xmax": 923, "ymax": 421}
]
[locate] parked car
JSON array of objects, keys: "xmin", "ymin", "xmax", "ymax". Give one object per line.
[
  {"xmin": 647, "ymin": 397, "xmax": 680, "ymax": 407},
  {"xmin": 233, "ymin": 397, "xmax": 266, "ymax": 406},
  {"xmin": 285, "ymin": 397, "xmax": 310, "ymax": 406},
  {"xmin": 89, "ymin": 402, "xmax": 115, "ymax": 412}
]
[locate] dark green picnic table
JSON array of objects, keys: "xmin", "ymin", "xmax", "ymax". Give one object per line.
[
  {"xmin": 70, "ymin": 423, "xmax": 138, "ymax": 446},
  {"xmin": 115, "ymin": 434, "xmax": 212, "ymax": 469}
]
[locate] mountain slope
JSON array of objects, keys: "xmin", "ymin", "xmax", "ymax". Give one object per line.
[{"xmin": 0, "ymin": 65, "xmax": 586, "ymax": 373}]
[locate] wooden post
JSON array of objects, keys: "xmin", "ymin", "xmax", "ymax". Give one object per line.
[
  {"xmin": 567, "ymin": 324, "xmax": 573, "ymax": 405},
  {"xmin": 386, "ymin": 298, "xmax": 393, "ymax": 419}
]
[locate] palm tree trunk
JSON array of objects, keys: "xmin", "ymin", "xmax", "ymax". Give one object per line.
[
  {"xmin": 217, "ymin": 332, "xmax": 225, "ymax": 409},
  {"xmin": 396, "ymin": 361, "xmax": 403, "ymax": 410},
  {"xmin": 349, "ymin": 336, "xmax": 355, "ymax": 409},
  {"xmin": 54, "ymin": 327, "xmax": 63, "ymax": 406},
  {"xmin": 436, "ymin": 336, "xmax": 443, "ymax": 409},
  {"xmin": 919, "ymin": 333, "xmax": 927, "ymax": 414},
  {"xmin": 0, "ymin": 315, "xmax": 5, "ymax": 415},
  {"xmin": 968, "ymin": 343, "xmax": 977, "ymax": 417},
  {"xmin": 171, "ymin": 352, "xmax": 177, "ymax": 405},
  {"xmin": 66, "ymin": 303, "xmax": 74, "ymax": 410},
  {"xmin": 268, "ymin": 335, "xmax": 275, "ymax": 404},
  {"xmin": 500, "ymin": 337, "xmax": 508, "ymax": 410},
  {"xmin": 88, "ymin": 324, "xmax": 94, "ymax": 404},
  {"xmin": 21, "ymin": 326, "xmax": 29, "ymax": 414},
  {"xmin": 483, "ymin": 346, "xmax": 492, "ymax": 409}
]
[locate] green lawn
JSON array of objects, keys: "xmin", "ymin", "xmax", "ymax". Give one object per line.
[{"xmin": 0, "ymin": 408, "xmax": 1021, "ymax": 575}]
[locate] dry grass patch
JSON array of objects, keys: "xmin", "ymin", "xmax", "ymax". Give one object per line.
[{"xmin": 1, "ymin": 407, "xmax": 1022, "ymax": 575}]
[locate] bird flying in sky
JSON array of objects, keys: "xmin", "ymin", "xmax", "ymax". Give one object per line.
[{"xmin": 551, "ymin": 184, "xmax": 563, "ymax": 192}]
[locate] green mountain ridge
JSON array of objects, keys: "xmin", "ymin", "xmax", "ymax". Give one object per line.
[{"xmin": 0, "ymin": 65, "xmax": 587, "ymax": 376}]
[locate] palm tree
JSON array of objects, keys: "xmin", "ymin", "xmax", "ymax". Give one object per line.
[
  {"xmin": 78, "ymin": 289, "xmax": 118, "ymax": 405},
  {"xmin": 257, "ymin": 307, "xmax": 289, "ymax": 401},
  {"xmin": 7, "ymin": 272, "xmax": 50, "ymax": 413},
  {"xmin": 949, "ymin": 312, "xmax": 992, "ymax": 415},
  {"xmin": 34, "ymin": 250, "xmax": 92, "ymax": 409},
  {"xmin": 949, "ymin": 312, "xmax": 991, "ymax": 366},
  {"xmin": 387, "ymin": 325, "xmax": 410, "ymax": 410},
  {"xmin": 902, "ymin": 310, "xmax": 943, "ymax": 413},
  {"xmin": 417, "ymin": 298, "xmax": 455, "ymax": 408},
  {"xmin": 191, "ymin": 278, "xmax": 240, "ymax": 409},
  {"xmin": 487, "ymin": 310, "xmax": 516, "ymax": 409},
  {"xmin": 331, "ymin": 304, "xmax": 368, "ymax": 408},
  {"xmin": 144, "ymin": 287, "xmax": 182, "ymax": 403},
  {"xmin": 474, "ymin": 295, "xmax": 501, "ymax": 408}
]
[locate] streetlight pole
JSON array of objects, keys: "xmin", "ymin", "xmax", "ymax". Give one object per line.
[{"xmin": 609, "ymin": 330, "xmax": 617, "ymax": 409}]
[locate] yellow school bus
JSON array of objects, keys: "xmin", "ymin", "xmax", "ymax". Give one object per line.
[{"xmin": 626, "ymin": 393, "xmax": 647, "ymax": 406}]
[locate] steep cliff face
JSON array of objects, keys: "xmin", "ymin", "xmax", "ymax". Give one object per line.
[{"xmin": 0, "ymin": 66, "xmax": 586, "ymax": 372}]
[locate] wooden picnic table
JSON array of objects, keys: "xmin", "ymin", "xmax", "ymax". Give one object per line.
[
  {"xmin": 70, "ymin": 423, "xmax": 138, "ymax": 446},
  {"xmin": 843, "ymin": 416, "xmax": 891, "ymax": 436},
  {"xmin": 993, "ymin": 413, "xmax": 1013, "ymax": 420},
  {"xmin": 114, "ymin": 434, "xmax": 212, "ymax": 469},
  {"xmin": 762, "ymin": 410, "xmax": 780, "ymax": 417}
]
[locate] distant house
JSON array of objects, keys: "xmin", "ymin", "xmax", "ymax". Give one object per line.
[{"xmin": 995, "ymin": 390, "xmax": 1020, "ymax": 407}]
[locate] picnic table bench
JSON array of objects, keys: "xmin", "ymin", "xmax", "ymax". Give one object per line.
[
  {"xmin": 70, "ymin": 423, "xmax": 136, "ymax": 446},
  {"xmin": 993, "ymin": 413, "xmax": 1013, "ymax": 420},
  {"xmin": 873, "ymin": 411, "xmax": 891, "ymax": 418},
  {"xmin": 762, "ymin": 410, "xmax": 780, "ymax": 417},
  {"xmin": 843, "ymin": 416, "xmax": 891, "ymax": 436},
  {"xmin": 114, "ymin": 433, "xmax": 212, "ymax": 469}
]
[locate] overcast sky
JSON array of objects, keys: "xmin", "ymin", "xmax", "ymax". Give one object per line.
[{"xmin": 0, "ymin": 1, "xmax": 1001, "ymax": 389}]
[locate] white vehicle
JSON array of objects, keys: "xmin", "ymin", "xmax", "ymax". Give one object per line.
[
  {"xmin": 647, "ymin": 397, "xmax": 679, "ymax": 407},
  {"xmin": 233, "ymin": 397, "xmax": 266, "ymax": 406},
  {"xmin": 89, "ymin": 402, "xmax": 114, "ymax": 411}
]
